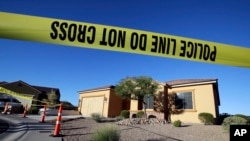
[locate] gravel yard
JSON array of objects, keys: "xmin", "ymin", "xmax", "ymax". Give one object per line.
[{"xmin": 60, "ymin": 117, "xmax": 229, "ymax": 141}]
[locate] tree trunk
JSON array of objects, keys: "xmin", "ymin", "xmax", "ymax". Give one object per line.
[{"xmin": 142, "ymin": 101, "xmax": 147, "ymax": 119}]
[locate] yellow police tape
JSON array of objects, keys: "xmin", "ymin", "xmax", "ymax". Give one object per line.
[
  {"xmin": 0, "ymin": 86, "xmax": 33, "ymax": 100},
  {"xmin": 1, "ymin": 12, "xmax": 250, "ymax": 67}
]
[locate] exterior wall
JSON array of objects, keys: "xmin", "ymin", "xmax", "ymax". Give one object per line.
[
  {"xmin": 130, "ymin": 99, "xmax": 139, "ymax": 111},
  {"xmin": 78, "ymin": 89, "xmax": 110, "ymax": 117},
  {"xmin": 108, "ymin": 89, "xmax": 123, "ymax": 117},
  {"xmin": 169, "ymin": 84, "xmax": 217, "ymax": 123},
  {"xmin": 129, "ymin": 84, "xmax": 165, "ymax": 118}
]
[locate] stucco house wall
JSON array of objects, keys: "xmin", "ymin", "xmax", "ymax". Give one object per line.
[
  {"xmin": 169, "ymin": 83, "xmax": 219, "ymax": 123},
  {"xmin": 78, "ymin": 85, "xmax": 122, "ymax": 118},
  {"xmin": 108, "ymin": 89, "xmax": 123, "ymax": 117}
]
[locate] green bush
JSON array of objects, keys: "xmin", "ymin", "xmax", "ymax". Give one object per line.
[
  {"xmin": 173, "ymin": 120, "xmax": 182, "ymax": 127},
  {"xmin": 234, "ymin": 114, "xmax": 250, "ymax": 124},
  {"xmin": 120, "ymin": 110, "xmax": 130, "ymax": 119},
  {"xmin": 218, "ymin": 113, "xmax": 231, "ymax": 125},
  {"xmin": 91, "ymin": 113, "xmax": 102, "ymax": 122},
  {"xmin": 92, "ymin": 126, "xmax": 120, "ymax": 141},
  {"xmin": 28, "ymin": 106, "xmax": 39, "ymax": 114},
  {"xmin": 136, "ymin": 111, "xmax": 145, "ymax": 118},
  {"xmin": 198, "ymin": 112, "xmax": 214, "ymax": 125},
  {"xmin": 116, "ymin": 115, "xmax": 125, "ymax": 121},
  {"xmin": 222, "ymin": 116, "xmax": 248, "ymax": 132}
]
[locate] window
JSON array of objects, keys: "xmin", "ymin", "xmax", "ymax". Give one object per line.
[
  {"xmin": 174, "ymin": 91, "xmax": 193, "ymax": 110},
  {"xmin": 143, "ymin": 95, "xmax": 154, "ymax": 109}
]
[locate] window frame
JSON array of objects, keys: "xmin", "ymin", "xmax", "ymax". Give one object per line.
[
  {"xmin": 143, "ymin": 95, "xmax": 154, "ymax": 110},
  {"xmin": 173, "ymin": 90, "xmax": 196, "ymax": 111}
]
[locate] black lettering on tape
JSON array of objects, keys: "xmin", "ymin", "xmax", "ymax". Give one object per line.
[
  {"xmin": 197, "ymin": 43, "xmax": 203, "ymax": 60},
  {"xmin": 59, "ymin": 22, "xmax": 68, "ymax": 40},
  {"xmin": 108, "ymin": 29, "xmax": 117, "ymax": 47},
  {"xmin": 178, "ymin": 40, "xmax": 217, "ymax": 62},
  {"xmin": 100, "ymin": 28, "xmax": 126, "ymax": 47},
  {"xmin": 194, "ymin": 43, "xmax": 198, "ymax": 59},
  {"xmin": 187, "ymin": 41, "xmax": 194, "ymax": 58},
  {"xmin": 210, "ymin": 46, "xmax": 217, "ymax": 61},
  {"xmin": 50, "ymin": 21, "xmax": 59, "ymax": 39},
  {"xmin": 117, "ymin": 30, "xmax": 126, "ymax": 48},
  {"xmin": 78, "ymin": 25, "xmax": 87, "ymax": 43},
  {"xmin": 179, "ymin": 40, "xmax": 186, "ymax": 57},
  {"xmin": 50, "ymin": 21, "xmax": 96, "ymax": 44},
  {"xmin": 130, "ymin": 32, "xmax": 138, "ymax": 50},
  {"xmin": 151, "ymin": 35, "xmax": 177, "ymax": 55},
  {"xmin": 100, "ymin": 28, "xmax": 108, "ymax": 45},
  {"xmin": 151, "ymin": 35, "xmax": 157, "ymax": 52},
  {"xmin": 171, "ymin": 39, "xmax": 176, "ymax": 55},
  {"xmin": 87, "ymin": 26, "xmax": 96, "ymax": 44},
  {"xmin": 139, "ymin": 34, "xmax": 147, "ymax": 51},
  {"xmin": 130, "ymin": 32, "xmax": 147, "ymax": 51},
  {"xmin": 203, "ymin": 44, "xmax": 210, "ymax": 60},
  {"xmin": 68, "ymin": 24, "xmax": 77, "ymax": 42}
]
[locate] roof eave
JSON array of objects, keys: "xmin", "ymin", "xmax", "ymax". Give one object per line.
[{"xmin": 169, "ymin": 80, "xmax": 217, "ymax": 88}]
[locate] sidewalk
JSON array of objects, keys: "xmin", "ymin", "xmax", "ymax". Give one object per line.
[{"xmin": 0, "ymin": 114, "xmax": 62, "ymax": 141}]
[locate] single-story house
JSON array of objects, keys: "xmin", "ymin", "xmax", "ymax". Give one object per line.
[
  {"xmin": 0, "ymin": 80, "xmax": 60, "ymax": 109},
  {"xmin": 78, "ymin": 78, "xmax": 220, "ymax": 124}
]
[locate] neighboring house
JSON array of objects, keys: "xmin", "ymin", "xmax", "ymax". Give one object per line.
[
  {"xmin": 78, "ymin": 78, "xmax": 220, "ymax": 124},
  {"xmin": 78, "ymin": 85, "xmax": 123, "ymax": 117},
  {"xmin": 0, "ymin": 80, "xmax": 60, "ymax": 109}
]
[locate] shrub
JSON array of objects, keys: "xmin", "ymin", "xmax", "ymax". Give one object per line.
[
  {"xmin": 92, "ymin": 126, "xmax": 120, "ymax": 141},
  {"xmin": 120, "ymin": 110, "xmax": 130, "ymax": 119},
  {"xmin": 136, "ymin": 111, "xmax": 145, "ymax": 118},
  {"xmin": 218, "ymin": 113, "xmax": 231, "ymax": 125},
  {"xmin": 198, "ymin": 112, "xmax": 214, "ymax": 125},
  {"xmin": 28, "ymin": 106, "xmax": 39, "ymax": 114},
  {"xmin": 173, "ymin": 120, "xmax": 182, "ymax": 127},
  {"xmin": 115, "ymin": 115, "xmax": 124, "ymax": 121},
  {"xmin": 91, "ymin": 113, "xmax": 102, "ymax": 122},
  {"xmin": 222, "ymin": 116, "xmax": 248, "ymax": 132},
  {"xmin": 234, "ymin": 114, "xmax": 250, "ymax": 124}
]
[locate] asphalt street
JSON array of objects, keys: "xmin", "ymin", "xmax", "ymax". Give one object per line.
[{"xmin": 0, "ymin": 114, "xmax": 82, "ymax": 141}]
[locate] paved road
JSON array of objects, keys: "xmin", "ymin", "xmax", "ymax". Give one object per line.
[{"xmin": 0, "ymin": 114, "xmax": 82, "ymax": 141}]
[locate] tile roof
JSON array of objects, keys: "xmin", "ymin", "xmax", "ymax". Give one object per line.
[
  {"xmin": 166, "ymin": 78, "xmax": 217, "ymax": 86},
  {"xmin": 32, "ymin": 85, "xmax": 60, "ymax": 93},
  {"xmin": 78, "ymin": 85, "xmax": 114, "ymax": 93},
  {"xmin": 0, "ymin": 80, "xmax": 41, "ymax": 95},
  {"xmin": 0, "ymin": 80, "xmax": 60, "ymax": 95}
]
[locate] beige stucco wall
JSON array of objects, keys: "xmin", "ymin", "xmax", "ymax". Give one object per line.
[
  {"xmin": 78, "ymin": 88, "xmax": 123, "ymax": 118},
  {"xmin": 130, "ymin": 99, "xmax": 139, "ymax": 111},
  {"xmin": 108, "ymin": 89, "xmax": 123, "ymax": 117},
  {"xmin": 78, "ymin": 89, "xmax": 110, "ymax": 117},
  {"xmin": 129, "ymin": 84, "xmax": 165, "ymax": 112},
  {"xmin": 127, "ymin": 83, "xmax": 218, "ymax": 123},
  {"xmin": 169, "ymin": 84, "xmax": 217, "ymax": 123}
]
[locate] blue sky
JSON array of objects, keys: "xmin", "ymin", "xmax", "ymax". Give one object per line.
[{"xmin": 1, "ymin": 0, "xmax": 250, "ymax": 115}]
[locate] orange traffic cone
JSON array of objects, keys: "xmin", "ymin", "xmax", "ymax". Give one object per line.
[
  {"xmin": 52, "ymin": 104, "xmax": 63, "ymax": 137},
  {"xmin": 22, "ymin": 104, "xmax": 28, "ymax": 118},
  {"xmin": 40, "ymin": 105, "xmax": 47, "ymax": 122},
  {"xmin": 2, "ymin": 102, "xmax": 9, "ymax": 114}
]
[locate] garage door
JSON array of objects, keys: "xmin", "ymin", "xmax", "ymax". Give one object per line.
[{"xmin": 81, "ymin": 96, "xmax": 104, "ymax": 116}]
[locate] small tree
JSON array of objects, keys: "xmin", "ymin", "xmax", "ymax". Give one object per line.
[
  {"xmin": 115, "ymin": 76, "xmax": 158, "ymax": 118},
  {"xmin": 47, "ymin": 89, "xmax": 60, "ymax": 108}
]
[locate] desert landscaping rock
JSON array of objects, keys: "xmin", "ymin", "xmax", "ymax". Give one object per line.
[
  {"xmin": 60, "ymin": 118, "xmax": 229, "ymax": 141},
  {"xmin": 116, "ymin": 118, "xmax": 168, "ymax": 126}
]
